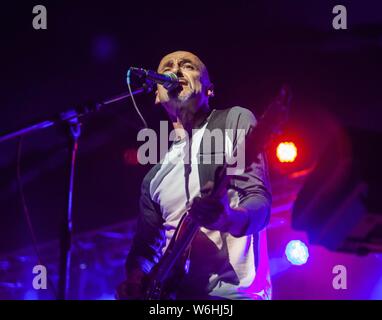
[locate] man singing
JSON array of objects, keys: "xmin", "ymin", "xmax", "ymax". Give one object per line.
[{"xmin": 117, "ymin": 51, "xmax": 272, "ymax": 300}]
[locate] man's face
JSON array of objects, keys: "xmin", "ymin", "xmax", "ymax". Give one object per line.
[{"xmin": 155, "ymin": 51, "xmax": 213, "ymax": 118}]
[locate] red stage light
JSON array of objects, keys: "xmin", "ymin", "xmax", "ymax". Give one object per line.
[
  {"xmin": 276, "ymin": 142, "xmax": 297, "ymax": 163},
  {"xmin": 123, "ymin": 148, "xmax": 139, "ymax": 165}
]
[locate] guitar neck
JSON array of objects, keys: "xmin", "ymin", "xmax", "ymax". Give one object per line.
[{"xmin": 155, "ymin": 215, "xmax": 199, "ymax": 283}]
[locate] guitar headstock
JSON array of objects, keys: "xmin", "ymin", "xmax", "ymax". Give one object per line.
[
  {"xmin": 260, "ymin": 84, "xmax": 291, "ymax": 134},
  {"xmin": 248, "ymin": 84, "xmax": 292, "ymax": 155}
]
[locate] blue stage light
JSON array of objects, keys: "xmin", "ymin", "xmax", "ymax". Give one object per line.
[{"xmin": 285, "ymin": 240, "xmax": 309, "ymax": 265}]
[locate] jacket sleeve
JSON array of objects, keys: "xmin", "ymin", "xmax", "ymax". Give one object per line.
[
  {"xmin": 125, "ymin": 168, "xmax": 166, "ymax": 274},
  {"xmin": 226, "ymin": 106, "xmax": 272, "ymax": 235}
]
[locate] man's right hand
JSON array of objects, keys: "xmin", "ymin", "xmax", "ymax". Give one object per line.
[
  {"xmin": 115, "ymin": 268, "xmax": 146, "ymax": 300},
  {"xmin": 115, "ymin": 280, "xmax": 144, "ymax": 300}
]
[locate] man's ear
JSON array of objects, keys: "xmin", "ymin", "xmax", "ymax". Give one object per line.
[
  {"xmin": 207, "ymin": 83, "xmax": 215, "ymax": 98},
  {"xmin": 155, "ymin": 90, "xmax": 160, "ymax": 104}
]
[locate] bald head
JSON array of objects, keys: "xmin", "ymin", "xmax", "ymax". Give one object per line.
[{"xmin": 158, "ymin": 51, "xmax": 211, "ymax": 86}]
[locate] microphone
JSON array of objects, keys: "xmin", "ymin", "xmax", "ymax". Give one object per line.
[{"xmin": 129, "ymin": 67, "xmax": 180, "ymax": 91}]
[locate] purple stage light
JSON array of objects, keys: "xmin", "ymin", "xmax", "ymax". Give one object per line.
[{"xmin": 92, "ymin": 35, "xmax": 116, "ymax": 61}]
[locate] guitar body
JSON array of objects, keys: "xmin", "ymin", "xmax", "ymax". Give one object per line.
[{"xmin": 143, "ymin": 254, "xmax": 186, "ymax": 300}]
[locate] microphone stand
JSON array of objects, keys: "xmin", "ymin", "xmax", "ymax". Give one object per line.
[{"xmin": 0, "ymin": 86, "xmax": 151, "ymax": 299}]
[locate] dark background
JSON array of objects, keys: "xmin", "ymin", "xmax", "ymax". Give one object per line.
[{"xmin": 0, "ymin": 0, "xmax": 381, "ymax": 253}]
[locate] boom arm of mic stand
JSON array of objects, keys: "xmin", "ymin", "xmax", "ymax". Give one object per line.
[{"xmin": 0, "ymin": 87, "xmax": 147, "ymax": 144}]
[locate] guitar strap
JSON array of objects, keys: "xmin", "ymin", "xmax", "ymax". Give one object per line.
[
  {"xmin": 197, "ymin": 108, "xmax": 231, "ymax": 188},
  {"xmin": 182, "ymin": 108, "xmax": 231, "ymax": 269}
]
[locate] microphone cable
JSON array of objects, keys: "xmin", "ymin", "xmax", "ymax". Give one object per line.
[{"xmin": 126, "ymin": 68, "xmax": 148, "ymax": 129}]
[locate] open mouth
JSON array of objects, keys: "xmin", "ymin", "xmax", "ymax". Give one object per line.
[
  {"xmin": 177, "ymin": 78, "xmax": 188, "ymax": 86},
  {"xmin": 168, "ymin": 78, "xmax": 190, "ymax": 97}
]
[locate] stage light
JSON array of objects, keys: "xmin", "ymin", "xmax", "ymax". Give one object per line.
[
  {"xmin": 123, "ymin": 148, "xmax": 139, "ymax": 165},
  {"xmin": 79, "ymin": 263, "xmax": 87, "ymax": 270},
  {"xmin": 277, "ymin": 142, "xmax": 297, "ymax": 163},
  {"xmin": 285, "ymin": 240, "xmax": 309, "ymax": 265}
]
